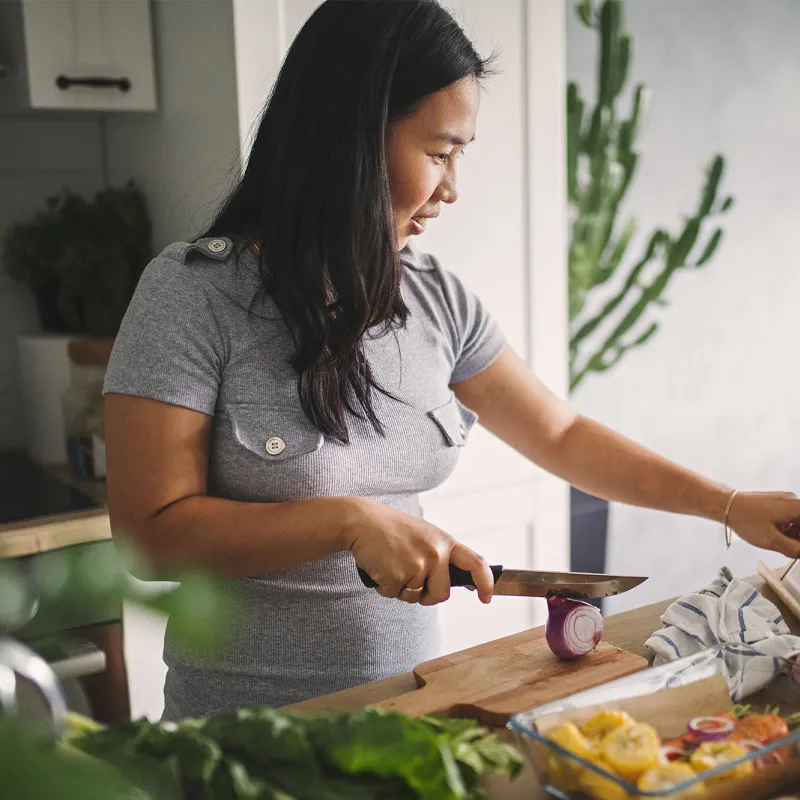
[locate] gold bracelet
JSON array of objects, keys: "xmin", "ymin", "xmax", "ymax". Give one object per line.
[{"xmin": 723, "ymin": 488, "xmax": 739, "ymax": 549}]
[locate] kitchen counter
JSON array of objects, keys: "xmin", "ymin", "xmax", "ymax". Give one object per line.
[
  {"xmin": 285, "ymin": 573, "xmax": 800, "ymax": 799},
  {"xmin": 0, "ymin": 451, "xmax": 110, "ymax": 558}
]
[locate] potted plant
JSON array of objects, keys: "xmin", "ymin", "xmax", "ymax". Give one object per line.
[
  {"xmin": 2, "ymin": 180, "xmax": 151, "ymax": 465},
  {"xmin": 566, "ymin": 0, "xmax": 734, "ymax": 592}
]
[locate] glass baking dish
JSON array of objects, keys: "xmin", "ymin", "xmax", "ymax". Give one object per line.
[
  {"xmin": 509, "ymin": 718, "xmax": 800, "ymax": 798},
  {"xmin": 507, "ymin": 648, "xmax": 800, "ymax": 798}
]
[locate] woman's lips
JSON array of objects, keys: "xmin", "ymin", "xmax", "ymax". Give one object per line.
[{"xmin": 410, "ymin": 216, "xmax": 428, "ymax": 235}]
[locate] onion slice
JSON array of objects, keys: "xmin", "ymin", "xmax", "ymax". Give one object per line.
[
  {"xmin": 736, "ymin": 739, "xmax": 785, "ymax": 770},
  {"xmin": 658, "ymin": 745, "xmax": 687, "ymax": 764},
  {"xmin": 545, "ymin": 596, "xmax": 604, "ymax": 660},
  {"xmin": 736, "ymin": 739, "xmax": 763, "ymax": 753},
  {"xmin": 687, "ymin": 716, "xmax": 735, "ymax": 741}
]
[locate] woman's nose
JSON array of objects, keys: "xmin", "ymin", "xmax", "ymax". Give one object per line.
[{"xmin": 436, "ymin": 173, "xmax": 458, "ymax": 205}]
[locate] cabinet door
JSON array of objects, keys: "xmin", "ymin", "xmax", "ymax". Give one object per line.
[{"xmin": 21, "ymin": 0, "xmax": 156, "ymax": 111}]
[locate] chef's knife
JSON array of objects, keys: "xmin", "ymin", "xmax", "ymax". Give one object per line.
[{"xmin": 357, "ymin": 565, "xmax": 647, "ymax": 599}]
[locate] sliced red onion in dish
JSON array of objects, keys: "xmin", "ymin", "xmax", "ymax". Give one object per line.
[
  {"xmin": 687, "ymin": 715, "xmax": 735, "ymax": 741},
  {"xmin": 659, "ymin": 745, "xmax": 687, "ymax": 763},
  {"xmin": 545, "ymin": 596, "xmax": 604, "ymax": 660},
  {"xmin": 737, "ymin": 739, "xmax": 785, "ymax": 770}
]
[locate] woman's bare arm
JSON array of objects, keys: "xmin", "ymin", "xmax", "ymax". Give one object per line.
[
  {"xmin": 104, "ymin": 394, "xmax": 354, "ymax": 579},
  {"xmin": 452, "ymin": 346, "xmax": 800, "ymax": 558}
]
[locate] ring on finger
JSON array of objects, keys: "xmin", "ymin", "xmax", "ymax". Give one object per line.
[{"xmin": 403, "ymin": 586, "xmax": 424, "ymax": 594}]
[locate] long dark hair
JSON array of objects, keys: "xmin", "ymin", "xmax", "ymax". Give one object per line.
[{"xmin": 203, "ymin": 0, "xmax": 493, "ymax": 443}]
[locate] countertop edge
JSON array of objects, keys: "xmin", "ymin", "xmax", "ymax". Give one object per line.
[{"xmin": 0, "ymin": 507, "xmax": 111, "ymax": 557}]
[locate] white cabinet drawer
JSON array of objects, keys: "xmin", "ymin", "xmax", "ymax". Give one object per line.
[{"xmin": 1, "ymin": 0, "xmax": 157, "ymax": 112}]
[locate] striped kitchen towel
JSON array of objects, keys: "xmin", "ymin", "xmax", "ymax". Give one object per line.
[{"xmin": 645, "ymin": 566, "xmax": 800, "ymax": 701}]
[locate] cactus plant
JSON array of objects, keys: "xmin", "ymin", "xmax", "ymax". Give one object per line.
[{"xmin": 568, "ymin": 0, "xmax": 734, "ymax": 391}]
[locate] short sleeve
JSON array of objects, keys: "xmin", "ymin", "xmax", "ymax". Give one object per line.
[
  {"xmin": 103, "ymin": 255, "xmax": 224, "ymax": 415},
  {"xmin": 437, "ymin": 267, "xmax": 506, "ymax": 384}
]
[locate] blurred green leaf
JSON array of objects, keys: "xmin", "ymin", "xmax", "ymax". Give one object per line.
[{"xmin": 0, "ymin": 724, "xmax": 149, "ymax": 800}]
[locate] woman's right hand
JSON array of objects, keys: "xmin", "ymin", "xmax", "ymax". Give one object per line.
[{"xmin": 342, "ymin": 497, "xmax": 495, "ymax": 606}]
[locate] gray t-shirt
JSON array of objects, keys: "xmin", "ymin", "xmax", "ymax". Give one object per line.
[{"xmin": 104, "ymin": 236, "xmax": 505, "ymax": 719}]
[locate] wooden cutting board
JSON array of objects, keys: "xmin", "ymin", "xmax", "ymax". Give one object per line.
[{"xmin": 377, "ymin": 626, "xmax": 648, "ymax": 726}]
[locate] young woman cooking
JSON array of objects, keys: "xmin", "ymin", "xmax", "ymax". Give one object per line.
[{"xmin": 103, "ymin": 0, "xmax": 800, "ymax": 720}]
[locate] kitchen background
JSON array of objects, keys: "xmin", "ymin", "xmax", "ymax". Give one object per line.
[{"xmin": 0, "ymin": 0, "xmax": 797, "ymax": 721}]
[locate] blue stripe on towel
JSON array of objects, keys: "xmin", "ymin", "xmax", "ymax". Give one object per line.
[
  {"xmin": 738, "ymin": 591, "xmax": 758, "ymax": 640},
  {"xmin": 652, "ymin": 633, "xmax": 682, "ymax": 658},
  {"xmin": 677, "ymin": 600, "xmax": 707, "ymax": 618},
  {"xmin": 725, "ymin": 646, "xmax": 764, "ymax": 657},
  {"xmin": 774, "ymin": 615, "xmax": 784, "ymax": 626}
]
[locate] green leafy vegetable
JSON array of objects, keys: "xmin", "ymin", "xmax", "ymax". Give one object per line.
[{"xmin": 67, "ymin": 706, "xmax": 522, "ymax": 799}]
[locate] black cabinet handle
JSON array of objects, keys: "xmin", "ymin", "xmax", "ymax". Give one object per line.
[{"xmin": 56, "ymin": 75, "xmax": 131, "ymax": 93}]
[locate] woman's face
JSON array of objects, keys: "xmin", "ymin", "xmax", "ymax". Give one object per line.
[{"xmin": 386, "ymin": 77, "xmax": 480, "ymax": 250}]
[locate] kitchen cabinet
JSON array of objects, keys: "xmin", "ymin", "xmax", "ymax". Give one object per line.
[{"xmin": 0, "ymin": 0, "xmax": 156, "ymax": 112}]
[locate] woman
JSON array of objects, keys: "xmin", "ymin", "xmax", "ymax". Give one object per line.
[{"xmin": 104, "ymin": 0, "xmax": 800, "ymax": 720}]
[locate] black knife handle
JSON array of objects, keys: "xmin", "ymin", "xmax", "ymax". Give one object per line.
[
  {"xmin": 450, "ymin": 564, "xmax": 504, "ymax": 587},
  {"xmin": 357, "ymin": 564, "xmax": 503, "ymax": 590}
]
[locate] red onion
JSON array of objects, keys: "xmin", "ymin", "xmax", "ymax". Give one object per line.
[
  {"xmin": 545, "ymin": 596, "xmax": 604, "ymax": 660},
  {"xmin": 737, "ymin": 739, "xmax": 763, "ymax": 753},
  {"xmin": 659, "ymin": 745, "xmax": 686, "ymax": 763},
  {"xmin": 737, "ymin": 739, "xmax": 785, "ymax": 770},
  {"xmin": 687, "ymin": 715, "xmax": 735, "ymax": 741}
]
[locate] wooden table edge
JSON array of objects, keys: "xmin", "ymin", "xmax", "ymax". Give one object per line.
[{"xmin": 0, "ymin": 508, "xmax": 111, "ymax": 557}]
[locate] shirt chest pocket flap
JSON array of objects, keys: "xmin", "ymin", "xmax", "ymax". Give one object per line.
[
  {"xmin": 226, "ymin": 403, "xmax": 324, "ymax": 461},
  {"xmin": 428, "ymin": 393, "xmax": 478, "ymax": 448}
]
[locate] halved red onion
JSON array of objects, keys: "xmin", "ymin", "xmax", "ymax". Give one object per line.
[
  {"xmin": 687, "ymin": 716, "xmax": 735, "ymax": 740},
  {"xmin": 545, "ymin": 596, "xmax": 604, "ymax": 660}
]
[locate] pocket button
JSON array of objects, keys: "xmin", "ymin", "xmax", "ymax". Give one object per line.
[
  {"xmin": 266, "ymin": 436, "xmax": 286, "ymax": 455},
  {"xmin": 207, "ymin": 238, "xmax": 228, "ymax": 254}
]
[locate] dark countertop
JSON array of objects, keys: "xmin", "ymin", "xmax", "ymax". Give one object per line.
[
  {"xmin": 0, "ymin": 450, "xmax": 109, "ymax": 558},
  {"xmin": 0, "ymin": 450, "xmax": 99, "ymax": 526}
]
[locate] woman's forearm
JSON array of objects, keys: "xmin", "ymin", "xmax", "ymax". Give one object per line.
[
  {"xmin": 112, "ymin": 495, "xmax": 358, "ymax": 580},
  {"xmin": 549, "ymin": 415, "xmax": 731, "ymax": 522}
]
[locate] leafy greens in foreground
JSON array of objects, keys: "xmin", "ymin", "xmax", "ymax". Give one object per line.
[{"xmin": 66, "ymin": 706, "xmax": 522, "ymax": 800}]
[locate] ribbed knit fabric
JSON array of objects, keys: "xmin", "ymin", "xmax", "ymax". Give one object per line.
[{"xmin": 103, "ymin": 236, "xmax": 505, "ymax": 719}]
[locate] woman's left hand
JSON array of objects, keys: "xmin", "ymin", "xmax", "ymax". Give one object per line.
[{"xmin": 727, "ymin": 491, "xmax": 800, "ymax": 558}]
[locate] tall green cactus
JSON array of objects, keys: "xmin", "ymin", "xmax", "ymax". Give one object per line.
[{"xmin": 569, "ymin": 0, "xmax": 733, "ymax": 391}]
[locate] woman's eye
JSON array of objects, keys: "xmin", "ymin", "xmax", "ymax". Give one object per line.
[{"xmin": 433, "ymin": 151, "xmax": 465, "ymax": 164}]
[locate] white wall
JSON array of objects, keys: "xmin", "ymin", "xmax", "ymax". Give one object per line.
[
  {"xmin": 0, "ymin": 116, "xmax": 106, "ymax": 449},
  {"xmin": 567, "ymin": 0, "xmax": 800, "ymax": 613},
  {"xmin": 105, "ymin": 0, "xmax": 241, "ymax": 249}
]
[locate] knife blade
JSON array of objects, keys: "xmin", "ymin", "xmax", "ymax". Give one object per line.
[{"xmin": 357, "ymin": 565, "xmax": 647, "ymax": 599}]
